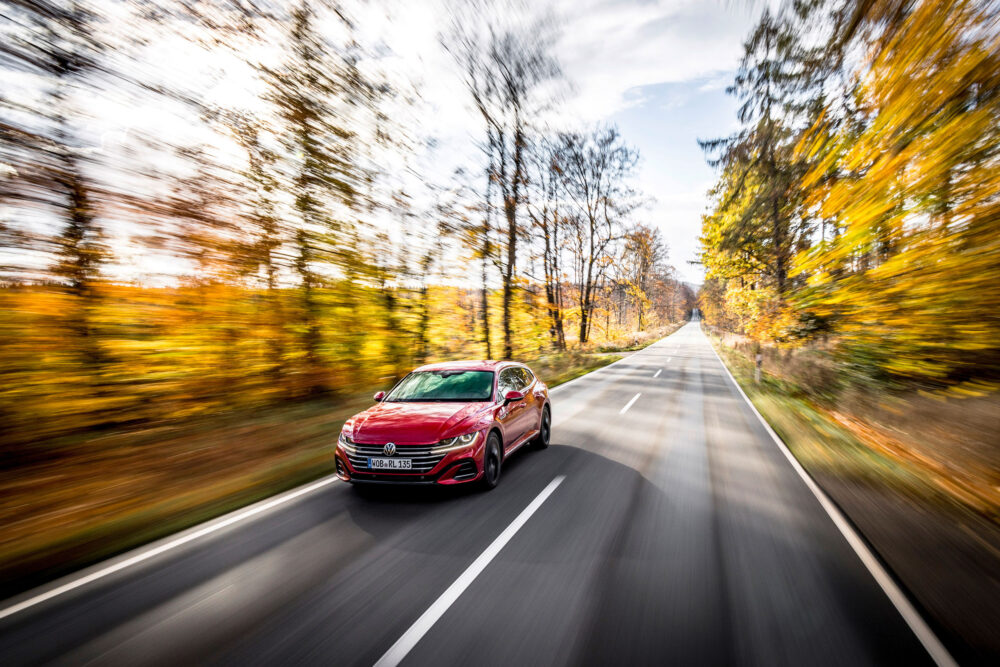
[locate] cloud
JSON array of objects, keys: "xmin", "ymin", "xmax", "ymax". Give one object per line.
[
  {"xmin": 365, "ymin": 0, "xmax": 758, "ymax": 163},
  {"xmin": 366, "ymin": 0, "xmax": 759, "ymax": 283},
  {"xmin": 552, "ymin": 0, "xmax": 758, "ymax": 121}
]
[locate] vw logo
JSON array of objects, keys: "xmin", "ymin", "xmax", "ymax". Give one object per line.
[{"xmin": 383, "ymin": 442, "xmax": 396, "ymax": 457}]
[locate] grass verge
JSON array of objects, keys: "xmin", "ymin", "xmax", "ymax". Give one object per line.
[
  {"xmin": 711, "ymin": 339, "xmax": 940, "ymax": 504},
  {"xmin": 0, "ymin": 340, "xmax": 641, "ymax": 599},
  {"xmin": 708, "ymin": 332, "xmax": 1000, "ymax": 663}
]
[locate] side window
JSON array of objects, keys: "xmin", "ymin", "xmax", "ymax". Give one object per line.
[
  {"xmin": 498, "ymin": 368, "xmax": 518, "ymax": 395},
  {"xmin": 517, "ymin": 367, "xmax": 534, "ymax": 390}
]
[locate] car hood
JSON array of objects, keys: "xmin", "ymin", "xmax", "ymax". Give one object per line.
[{"xmin": 348, "ymin": 401, "xmax": 493, "ymax": 444}]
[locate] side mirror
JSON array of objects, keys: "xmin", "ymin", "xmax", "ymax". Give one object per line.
[
  {"xmin": 503, "ymin": 389, "xmax": 526, "ymax": 404},
  {"xmin": 373, "ymin": 391, "xmax": 386, "ymax": 402}
]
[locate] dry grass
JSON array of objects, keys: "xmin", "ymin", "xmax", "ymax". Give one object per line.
[
  {"xmin": 709, "ymin": 332, "xmax": 1000, "ymax": 662},
  {"xmin": 710, "ymin": 332, "xmax": 1000, "ymax": 521},
  {"xmin": 0, "ymin": 344, "xmax": 633, "ymax": 596}
]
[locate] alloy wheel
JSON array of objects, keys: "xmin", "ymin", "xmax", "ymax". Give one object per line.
[{"xmin": 482, "ymin": 434, "xmax": 502, "ymax": 490}]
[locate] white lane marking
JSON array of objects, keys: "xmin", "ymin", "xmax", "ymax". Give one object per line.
[
  {"xmin": 548, "ymin": 354, "xmax": 631, "ymax": 394},
  {"xmin": 0, "ymin": 329, "xmax": 690, "ymax": 622},
  {"xmin": 666, "ymin": 357, "xmax": 671, "ymax": 363},
  {"xmin": 707, "ymin": 336, "xmax": 957, "ymax": 667},
  {"xmin": 0, "ymin": 330, "xmax": 680, "ymax": 620},
  {"xmin": 620, "ymin": 393, "xmax": 641, "ymax": 415},
  {"xmin": 653, "ymin": 369, "xmax": 662, "ymax": 378},
  {"xmin": 549, "ymin": 325, "xmax": 689, "ymax": 395},
  {"xmin": 0, "ymin": 476, "xmax": 341, "ymax": 621},
  {"xmin": 374, "ymin": 475, "xmax": 566, "ymax": 667}
]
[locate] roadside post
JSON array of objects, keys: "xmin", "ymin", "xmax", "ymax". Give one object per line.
[{"xmin": 754, "ymin": 345, "xmax": 762, "ymax": 384}]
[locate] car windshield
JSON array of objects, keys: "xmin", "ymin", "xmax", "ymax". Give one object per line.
[{"xmin": 386, "ymin": 370, "xmax": 494, "ymax": 402}]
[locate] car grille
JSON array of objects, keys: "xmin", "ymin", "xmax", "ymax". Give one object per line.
[{"xmin": 346, "ymin": 443, "xmax": 445, "ymax": 473}]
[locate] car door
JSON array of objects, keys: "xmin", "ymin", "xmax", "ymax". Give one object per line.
[
  {"xmin": 513, "ymin": 366, "xmax": 540, "ymax": 440},
  {"xmin": 496, "ymin": 366, "xmax": 528, "ymax": 449}
]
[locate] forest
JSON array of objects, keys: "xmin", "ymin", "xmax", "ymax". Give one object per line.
[
  {"xmin": 2, "ymin": 1, "xmax": 998, "ymax": 656},
  {"xmin": 0, "ymin": 0, "xmax": 693, "ymax": 589},
  {"xmin": 0, "ymin": 1, "xmax": 694, "ymax": 450},
  {"xmin": 699, "ymin": 0, "xmax": 1000, "ymax": 392},
  {"xmin": 699, "ymin": 2, "xmax": 1000, "ymax": 656}
]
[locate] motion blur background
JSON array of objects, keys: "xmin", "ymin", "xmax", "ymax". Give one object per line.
[{"xmin": 1, "ymin": 0, "xmax": 998, "ymax": 660}]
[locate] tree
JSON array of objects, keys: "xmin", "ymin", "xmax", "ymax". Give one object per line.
[
  {"xmin": 698, "ymin": 6, "xmax": 827, "ymax": 341},
  {"xmin": 525, "ymin": 136, "xmax": 566, "ymax": 349},
  {"xmin": 227, "ymin": 112, "xmax": 288, "ymax": 380},
  {"xmin": 620, "ymin": 224, "xmax": 668, "ymax": 331},
  {"xmin": 700, "ymin": 9, "xmax": 813, "ymax": 300},
  {"xmin": 794, "ymin": 0, "xmax": 1000, "ymax": 382},
  {"xmin": 446, "ymin": 8, "xmax": 562, "ymax": 358},
  {"xmin": 264, "ymin": 0, "xmax": 384, "ymax": 392},
  {"xmin": 701, "ymin": 0, "xmax": 1000, "ymax": 386},
  {"xmin": 1, "ymin": 0, "xmax": 110, "ymax": 365},
  {"xmin": 557, "ymin": 126, "xmax": 640, "ymax": 343}
]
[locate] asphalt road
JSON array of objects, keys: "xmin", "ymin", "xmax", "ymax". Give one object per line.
[{"xmin": 0, "ymin": 320, "xmax": 948, "ymax": 666}]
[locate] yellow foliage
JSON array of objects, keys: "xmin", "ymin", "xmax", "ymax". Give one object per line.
[
  {"xmin": 0, "ymin": 278, "xmax": 677, "ymax": 447},
  {"xmin": 705, "ymin": 0, "xmax": 1000, "ymax": 385},
  {"xmin": 793, "ymin": 0, "xmax": 1000, "ymax": 382}
]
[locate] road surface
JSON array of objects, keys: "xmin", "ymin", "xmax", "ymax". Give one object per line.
[{"xmin": 0, "ymin": 320, "xmax": 946, "ymax": 666}]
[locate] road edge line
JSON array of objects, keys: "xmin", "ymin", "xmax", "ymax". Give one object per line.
[
  {"xmin": 0, "ymin": 324, "xmax": 685, "ymax": 622},
  {"xmin": 0, "ymin": 475, "xmax": 341, "ymax": 622},
  {"xmin": 706, "ymin": 332, "xmax": 957, "ymax": 667}
]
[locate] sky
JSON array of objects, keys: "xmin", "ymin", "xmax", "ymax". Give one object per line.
[
  {"xmin": 3, "ymin": 0, "xmax": 768, "ymax": 285},
  {"xmin": 378, "ymin": 0, "xmax": 768, "ymax": 285},
  {"xmin": 534, "ymin": 0, "xmax": 768, "ymax": 285},
  {"xmin": 609, "ymin": 78, "xmax": 744, "ymax": 286}
]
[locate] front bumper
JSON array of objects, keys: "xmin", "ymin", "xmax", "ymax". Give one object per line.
[{"xmin": 335, "ymin": 439, "xmax": 484, "ymax": 485}]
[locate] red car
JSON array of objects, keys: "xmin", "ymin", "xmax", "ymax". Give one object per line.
[{"xmin": 335, "ymin": 360, "xmax": 551, "ymax": 489}]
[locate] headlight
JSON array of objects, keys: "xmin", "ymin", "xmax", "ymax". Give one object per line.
[
  {"xmin": 431, "ymin": 431, "xmax": 479, "ymax": 454},
  {"xmin": 338, "ymin": 431, "xmax": 356, "ymax": 455}
]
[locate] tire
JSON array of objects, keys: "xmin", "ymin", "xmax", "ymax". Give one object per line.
[
  {"xmin": 533, "ymin": 405, "xmax": 551, "ymax": 449},
  {"xmin": 481, "ymin": 431, "xmax": 503, "ymax": 490}
]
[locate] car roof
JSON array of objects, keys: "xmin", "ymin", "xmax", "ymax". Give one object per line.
[{"xmin": 413, "ymin": 359, "xmax": 523, "ymax": 373}]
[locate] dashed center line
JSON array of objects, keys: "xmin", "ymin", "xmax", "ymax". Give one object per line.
[
  {"xmin": 653, "ymin": 369, "xmax": 662, "ymax": 378},
  {"xmin": 374, "ymin": 476, "xmax": 566, "ymax": 667},
  {"xmin": 620, "ymin": 393, "xmax": 641, "ymax": 414}
]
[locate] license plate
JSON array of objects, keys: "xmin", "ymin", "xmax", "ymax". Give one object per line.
[{"xmin": 368, "ymin": 458, "xmax": 412, "ymax": 470}]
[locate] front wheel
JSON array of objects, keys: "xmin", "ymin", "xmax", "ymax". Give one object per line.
[
  {"xmin": 480, "ymin": 432, "xmax": 503, "ymax": 490},
  {"xmin": 533, "ymin": 405, "xmax": 551, "ymax": 449}
]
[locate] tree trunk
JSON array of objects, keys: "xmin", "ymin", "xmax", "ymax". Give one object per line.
[
  {"xmin": 579, "ymin": 254, "xmax": 596, "ymax": 344},
  {"xmin": 382, "ymin": 285, "xmax": 405, "ymax": 382},
  {"xmin": 501, "ymin": 176, "xmax": 521, "ymax": 358},
  {"xmin": 294, "ymin": 229, "xmax": 323, "ymax": 395},
  {"xmin": 55, "ymin": 151, "xmax": 108, "ymax": 374},
  {"xmin": 502, "ymin": 271, "xmax": 513, "ymax": 359},
  {"xmin": 481, "ymin": 234, "xmax": 492, "ymax": 360},
  {"xmin": 416, "ymin": 284, "xmax": 430, "ymax": 364},
  {"xmin": 265, "ymin": 282, "xmax": 286, "ymax": 384},
  {"xmin": 552, "ymin": 222, "xmax": 565, "ymax": 350},
  {"xmin": 542, "ymin": 224, "xmax": 563, "ymax": 349},
  {"xmin": 772, "ymin": 196, "xmax": 786, "ymax": 296},
  {"xmin": 555, "ymin": 300, "xmax": 565, "ymax": 349}
]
